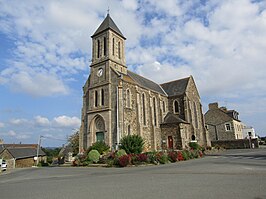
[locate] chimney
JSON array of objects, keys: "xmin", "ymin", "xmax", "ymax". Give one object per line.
[
  {"xmin": 209, "ymin": 102, "xmax": 219, "ymax": 110},
  {"xmin": 220, "ymin": 106, "xmax": 227, "ymax": 112}
]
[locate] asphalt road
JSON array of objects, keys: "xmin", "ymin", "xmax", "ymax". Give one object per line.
[{"xmin": 0, "ymin": 149, "xmax": 266, "ymax": 199}]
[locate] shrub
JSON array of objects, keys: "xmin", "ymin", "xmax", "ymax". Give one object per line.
[
  {"xmin": 156, "ymin": 152, "xmax": 168, "ymax": 164},
  {"xmin": 190, "ymin": 150, "xmax": 199, "ymax": 159},
  {"xmin": 37, "ymin": 160, "xmax": 49, "ymax": 167},
  {"xmin": 189, "ymin": 142, "xmax": 200, "ymax": 150},
  {"xmin": 116, "ymin": 149, "xmax": 127, "ymax": 158},
  {"xmin": 177, "ymin": 151, "xmax": 184, "ymax": 161},
  {"xmin": 88, "ymin": 150, "xmax": 100, "ymax": 163},
  {"xmin": 87, "ymin": 141, "xmax": 110, "ymax": 155},
  {"xmin": 199, "ymin": 151, "xmax": 203, "ymax": 157},
  {"xmin": 181, "ymin": 150, "xmax": 189, "ymax": 160},
  {"xmin": 136, "ymin": 153, "xmax": 148, "ymax": 163},
  {"xmin": 145, "ymin": 152, "xmax": 157, "ymax": 164},
  {"xmin": 168, "ymin": 151, "xmax": 178, "ymax": 162},
  {"xmin": 72, "ymin": 153, "xmax": 87, "ymax": 166},
  {"xmin": 120, "ymin": 135, "xmax": 144, "ymax": 154},
  {"xmin": 118, "ymin": 155, "xmax": 131, "ymax": 167}
]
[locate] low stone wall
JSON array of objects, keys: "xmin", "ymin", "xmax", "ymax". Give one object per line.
[{"xmin": 211, "ymin": 139, "xmax": 259, "ymax": 149}]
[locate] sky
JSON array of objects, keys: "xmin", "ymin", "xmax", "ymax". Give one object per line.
[{"xmin": 0, "ymin": 0, "xmax": 266, "ymax": 147}]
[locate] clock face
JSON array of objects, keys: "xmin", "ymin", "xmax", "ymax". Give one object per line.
[{"xmin": 97, "ymin": 68, "xmax": 103, "ymax": 77}]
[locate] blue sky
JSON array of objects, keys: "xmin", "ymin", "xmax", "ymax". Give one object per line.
[{"xmin": 0, "ymin": 0, "xmax": 266, "ymax": 147}]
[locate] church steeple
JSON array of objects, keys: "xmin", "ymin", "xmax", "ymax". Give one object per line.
[
  {"xmin": 92, "ymin": 14, "xmax": 126, "ymax": 40},
  {"xmin": 91, "ymin": 14, "xmax": 127, "ymax": 72}
]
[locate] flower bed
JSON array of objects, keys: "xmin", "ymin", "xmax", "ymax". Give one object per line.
[{"xmin": 72, "ymin": 147, "xmax": 206, "ymax": 167}]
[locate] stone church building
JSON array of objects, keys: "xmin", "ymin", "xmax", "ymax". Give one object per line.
[{"xmin": 79, "ymin": 14, "xmax": 208, "ymax": 152}]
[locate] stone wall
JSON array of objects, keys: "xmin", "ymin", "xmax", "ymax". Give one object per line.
[
  {"xmin": 211, "ymin": 139, "xmax": 259, "ymax": 149},
  {"xmin": 122, "ymin": 80, "xmax": 168, "ymax": 151}
]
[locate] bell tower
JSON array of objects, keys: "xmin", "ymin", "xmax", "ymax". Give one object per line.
[{"xmin": 91, "ymin": 14, "xmax": 127, "ymax": 74}]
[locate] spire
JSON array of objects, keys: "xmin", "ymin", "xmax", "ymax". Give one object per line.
[{"xmin": 91, "ymin": 14, "xmax": 126, "ymax": 39}]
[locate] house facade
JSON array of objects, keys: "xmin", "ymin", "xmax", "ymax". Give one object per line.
[
  {"xmin": 242, "ymin": 125, "xmax": 257, "ymax": 139},
  {"xmin": 204, "ymin": 102, "xmax": 243, "ymax": 141},
  {"xmin": 79, "ymin": 14, "xmax": 208, "ymax": 152},
  {"xmin": 0, "ymin": 144, "xmax": 46, "ymax": 168}
]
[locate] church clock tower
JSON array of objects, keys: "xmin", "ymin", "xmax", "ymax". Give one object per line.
[{"xmin": 79, "ymin": 14, "xmax": 127, "ymax": 152}]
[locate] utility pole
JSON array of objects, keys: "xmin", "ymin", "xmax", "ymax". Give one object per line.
[{"xmin": 36, "ymin": 135, "xmax": 43, "ymax": 166}]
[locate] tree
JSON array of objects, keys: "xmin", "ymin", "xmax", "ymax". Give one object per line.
[
  {"xmin": 42, "ymin": 147, "xmax": 61, "ymax": 164},
  {"xmin": 120, "ymin": 135, "xmax": 144, "ymax": 154},
  {"xmin": 68, "ymin": 130, "xmax": 79, "ymax": 155}
]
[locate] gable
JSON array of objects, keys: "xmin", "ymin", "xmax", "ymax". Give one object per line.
[
  {"xmin": 204, "ymin": 108, "xmax": 232, "ymax": 125},
  {"xmin": 186, "ymin": 76, "xmax": 200, "ymax": 98},
  {"xmin": 160, "ymin": 77, "xmax": 190, "ymax": 96}
]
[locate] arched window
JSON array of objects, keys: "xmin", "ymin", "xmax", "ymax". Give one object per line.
[
  {"xmin": 101, "ymin": 89, "xmax": 104, "ymax": 106},
  {"xmin": 118, "ymin": 41, "xmax": 121, "ymax": 59},
  {"xmin": 112, "ymin": 38, "xmax": 115, "ymax": 56},
  {"xmin": 153, "ymin": 97, "xmax": 157, "ymax": 126},
  {"xmin": 162, "ymin": 101, "xmax": 166, "ymax": 113},
  {"xmin": 97, "ymin": 40, "xmax": 100, "ymax": 58},
  {"xmin": 128, "ymin": 125, "xmax": 131, "ymax": 135},
  {"xmin": 95, "ymin": 90, "xmax": 98, "ymax": 107},
  {"xmin": 194, "ymin": 102, "xmax": 198, "ymax": 128},
  {"xmin": 191, "ymin": 135, "xmax": 196, "ymax": 141},
  {"xmin": 142, "ymin": 93, "xmax": 146, "ymax": 125},
  {"xmin": 126, "ymin": 89, "xmax": 130, "ymax": 108},
  {"xmin": 103, "ymin": 37, "xmax": 107, "ymax": 56},
  {"xmin": 174, "ymin": 100, "xmax": 179, "ymax": 113}
]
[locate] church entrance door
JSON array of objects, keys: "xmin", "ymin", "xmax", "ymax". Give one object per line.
[
  {"xmin": 168, "ymin": 136, "xmax": 173, "ymax": 149},
  {"xmin": 96, "ymin": 132, "xmax": 104, "ymax": 142}
]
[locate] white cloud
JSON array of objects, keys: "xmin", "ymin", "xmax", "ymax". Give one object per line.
[
  {"xmin": 53, "ymin": 115, "xmax": 80, "ymax": 128},
  {"xmin": 10, "ymin": 118, "xmax": 28, "ymax": 125},
  {"xmin": 6, "ymin": 68, "xmax": 69, "ymax": 97},
  {"xmin": 2, "ymin": 130, "xmax": 30, "ymax": 140},
  {"xmin": 35, "ymin": 116, "xmax": 50, "ymax": 127},
  {"xmin": 0, "ymin": 122, "xmax": 4, "ymax": 128},
  {"xmin": 8, "ymin": 130, "xmax": 17, "ymax": 137}
]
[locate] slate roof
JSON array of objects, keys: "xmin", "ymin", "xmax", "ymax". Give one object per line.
[
  {"xmin": 160, "ymin": 77, "xmax": 190, "ymax": 96},
  {"xmin": 5, "ymin": 148, "xmax": 46, "ymax": 159},
  {"xmin": 0, "ymin": 145, "xmax": 5, "ymax": 154},
  {"xmin": 92, "ymin": 14, "xmax": 125, "ymax": 39},
  {"xmin": 127, "ymin": 70, "xmax": 166, "ymax": 95},
  {"xmin": 161, "ymin": 112, "xmax": 188, "ymax": 125}
]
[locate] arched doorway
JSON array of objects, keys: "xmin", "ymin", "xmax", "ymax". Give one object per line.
[
  {"xmin": 168, "ymin": 136, "xmax": 173, "ymax": 149},
  {"xmin": 89, "ymin": 115, "xmax": 106, "ymax": 144},
  {"xmin": 191, "ymin": 134, "xmax": 196, "ymax": 141},
  {"xmin": 95, "ymin": 115, "xmax": 105, "ymax": 142}
]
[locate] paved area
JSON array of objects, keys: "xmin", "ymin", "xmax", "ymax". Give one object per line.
[{"xmin": 0, "ymin": 149, "xmax": 266, "ymax": 199}]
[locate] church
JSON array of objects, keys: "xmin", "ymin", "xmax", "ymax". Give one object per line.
[{"xmin": 79, "ymin": 14, "xmax": 208, "ymax": 152}]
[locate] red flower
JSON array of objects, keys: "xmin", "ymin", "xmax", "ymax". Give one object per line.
[{"xmin": 177, "ymin": 151, "xmax": 184, "ymax": 161}]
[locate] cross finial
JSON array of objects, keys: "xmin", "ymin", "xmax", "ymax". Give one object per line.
[{"xmin": 107, "ymin": 6, "xmax": 110, "ymax": 15}]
